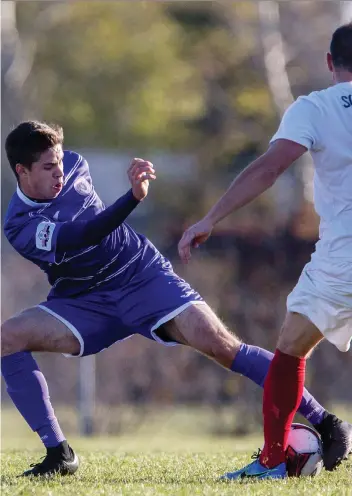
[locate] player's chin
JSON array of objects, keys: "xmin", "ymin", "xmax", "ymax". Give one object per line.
[{"xmin": 46, "ymin": 192, "xmax": 59, "ymax": 200}]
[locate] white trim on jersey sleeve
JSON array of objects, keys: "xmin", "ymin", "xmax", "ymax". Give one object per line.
[
  {"xmin": 270, "ymin": 96, "xmax": 321, "ymax": 151},
  {"xmin": 35, "ymin": 221, "xmax": 56, "ymax": 251}
]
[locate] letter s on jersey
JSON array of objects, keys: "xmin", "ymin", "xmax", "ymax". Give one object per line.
[
  {"xmin": 35, "ymin": 221, "xmax": 56, "ymax": 251},
  {"xmin": 341, "ymin": 95, "xmax": 352, "ymax": 108}
]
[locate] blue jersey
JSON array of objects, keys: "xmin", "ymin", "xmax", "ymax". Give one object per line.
[{"xmin": 4, "ymin": 151, "xmax": 166, "ymax": 298}]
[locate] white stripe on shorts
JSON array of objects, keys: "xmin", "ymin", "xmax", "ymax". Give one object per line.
[
  {"xmin": 37, "ymin": 304, "xmax": 85, "ymax": 357},
  {"xmin": 150, "ymin": 300, "xmax": 206, "ymax": 347}
]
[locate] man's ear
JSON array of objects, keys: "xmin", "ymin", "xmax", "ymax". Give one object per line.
[
  {"xmin": 327, "ymin": 52, "xmax": 334, "ymax": 73},
  {"xmin": 16, "ymin": 163, "xmax": 29, "ymax": 177}
]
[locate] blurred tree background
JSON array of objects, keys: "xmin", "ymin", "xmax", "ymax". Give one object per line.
[{"xmin": 1, "ymin": 1, "xmax": 351, "ymax": 434}]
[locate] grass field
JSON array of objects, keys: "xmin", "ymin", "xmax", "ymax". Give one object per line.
[{"xmin": 1, "ymin": 406, "xmax": 352, "ymax": 495}]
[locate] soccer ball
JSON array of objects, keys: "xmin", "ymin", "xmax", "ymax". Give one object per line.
[{"xmin": 286, "ymin": 423, "xmax": 323, "ymax": 477}]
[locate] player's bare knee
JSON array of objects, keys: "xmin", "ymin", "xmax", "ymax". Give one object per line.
[
  {"xmin": 277, "ymin": 323, "xmax": 300, "ymax": 356},
  {"xmin": 199, "ymin": 312, "xmax": 240, "ymax": 366},
  {"xmin": 204, "ymin": 321, "xmax": 240, "ymax": 368},
  {"xmin": 277, "ymin": 312, "xmax": 323, "ymax": 358},
  {"xmin": 278, "ymin": 337, "xmax": 317, "ymax": 358},
  {"xmin": 277, "ymin": 339, "xmax": 301, "ymax": 357}
]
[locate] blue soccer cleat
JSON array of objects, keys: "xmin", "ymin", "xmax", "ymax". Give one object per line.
[{"xmin": 221, "ymin": 451, "xmax": 287, "ymax": 481}]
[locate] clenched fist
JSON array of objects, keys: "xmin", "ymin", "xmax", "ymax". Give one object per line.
[{"xmin": 128, "ymin": 158, "xmax": 156, "ymax": 201}]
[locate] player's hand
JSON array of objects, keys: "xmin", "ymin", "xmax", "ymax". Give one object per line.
[
  {"xmin": 128, "ymin": 158, "xmax": 156, "ymax": 201},
  {"xmin": 178, "ymin": 218, "xmax": 214, "ymax": 264}
]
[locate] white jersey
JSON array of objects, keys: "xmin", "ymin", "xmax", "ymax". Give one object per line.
[
  {"xmin": 271, "ymin": 81, "xmax": 352, "ymax": 261},
  {"xmin": 272, "ymin": 82, "xmax": 352, "ymax": 351}
]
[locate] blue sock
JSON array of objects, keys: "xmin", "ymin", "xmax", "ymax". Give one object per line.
[
  {"xmin": 1, "ymin": 352, "xmax": 66, "ymax": 448},
  {"xmin": 231, "ymin": 344, "xmax": 325, "ymax": 426}
]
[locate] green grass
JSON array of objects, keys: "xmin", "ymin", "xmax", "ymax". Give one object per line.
[{"xmin": 1, "ymin": 407, "xmax": 352, "ymax": 495}]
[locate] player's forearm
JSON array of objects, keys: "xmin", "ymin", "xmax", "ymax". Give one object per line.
[
  {"xmin": 204, "ymin": 154, "xmax": 279, "ymax": 226},
  {"xmin": 56, "ymin": 189, "xmax": 140, "ymax": 252}
]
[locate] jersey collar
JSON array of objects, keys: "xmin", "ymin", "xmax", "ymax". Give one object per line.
[{"xmin": 16, "ymin": 184, "xmax": 51, "ymax": 208}]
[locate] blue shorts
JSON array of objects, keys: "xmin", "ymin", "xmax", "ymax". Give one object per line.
[{"xmin": 38, "ymin": 265, "xmax": 204, "ymax": 357}]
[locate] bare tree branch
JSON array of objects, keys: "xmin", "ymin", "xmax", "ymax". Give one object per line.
[{"xmin": 258, "ymin": 0, "xmax": 314, "ymax": 203}]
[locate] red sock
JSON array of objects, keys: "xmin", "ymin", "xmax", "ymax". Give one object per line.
[{"xmin": 260, "ymin": 349, "xmax": 306, "ymax": 468}]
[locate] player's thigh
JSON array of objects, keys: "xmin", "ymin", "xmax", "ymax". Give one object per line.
[
  {"xmin": 161, "ymin": 303, "xmax": 241, "ymax": 368},
  {"xmin": 1, "ymin": 307, "xmax": 80, "ymax": 356},
  {"xmin": 277, "ymin": 311, "xmax": 324, "ymax": 358}
]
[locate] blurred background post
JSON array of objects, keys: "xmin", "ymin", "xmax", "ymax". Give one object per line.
[{"xmin": 1, "ymin": 1, "xmax": 351, "ymax": 442}]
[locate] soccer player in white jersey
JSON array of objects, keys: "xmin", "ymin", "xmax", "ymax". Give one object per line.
[{"xmin": 179, "ymin": 22, "xmax": 352, "ymax": 479}]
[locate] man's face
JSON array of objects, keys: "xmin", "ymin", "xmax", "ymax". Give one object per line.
[{"xmin": 16, "ymin": 145, "xmax": 64, "ymax": 200}]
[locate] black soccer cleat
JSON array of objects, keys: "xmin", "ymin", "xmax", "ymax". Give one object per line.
[
  {"xmin": 314, "ymin": 412, "xmax": 352, "ymax": 471},
  {"xmin": 21, "ymin": 441, "xmax": 79, "ymax": 477}
]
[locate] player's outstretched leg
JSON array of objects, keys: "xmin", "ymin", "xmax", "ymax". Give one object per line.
[
  {"xmin": 1, "ymin": 309, "xmax": 79, "ymax": 476},
  {"xmin": 161, "ymin": 304, "xmax": 352, "ymax": 472}
]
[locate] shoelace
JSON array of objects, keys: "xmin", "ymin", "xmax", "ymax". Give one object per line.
[
  {"xmin": 29, "ymin": 456, "xmax": 46, "ymax": 468},
  {"xmin": 251, "ymin": 448, "xmax": 262, "ymax": 460},
  {"xmin": 29, "ymin": 451, "xmax": 61, "ymax": 469}
]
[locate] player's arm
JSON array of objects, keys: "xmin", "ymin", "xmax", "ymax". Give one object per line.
[
  {"xmin": 6, "ymin": 190, "xmax": 141, "ymax": 264},
  {"xmin": 206, "ymin": 139, "xmax": 306, "ymax": 225},
  {"xmin": 178, "ymin": 96, "xmax": 319, "ymax": 263},
  {"xmin": 5, "ymin": 159, "xmax": 156, "ymax": 263},
  {"xmin": 178, "ymin": 140, "xmax": 306, "ymax": 263},
  {"xmin": 56, "ymin": 158, "xmax": 155, "ymax": 253},
  {"xmin": 57, "ymin": 189, "xmax": 140, "ymax": 252}
]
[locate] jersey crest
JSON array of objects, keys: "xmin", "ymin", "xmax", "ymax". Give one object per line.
[{"xmin": 74, "ymin": 177, "xmax": 92, "ymax": 196}]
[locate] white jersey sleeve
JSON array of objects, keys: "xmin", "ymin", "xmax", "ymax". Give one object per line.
[{"xmin": 270, "ymin": 96, "xmax": 321, "ymax": 151}]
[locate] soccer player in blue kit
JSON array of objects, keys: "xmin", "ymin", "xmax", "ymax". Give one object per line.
[{"xmin": 2, "ymin": 121, "xmax": 351, "ymax": 477}]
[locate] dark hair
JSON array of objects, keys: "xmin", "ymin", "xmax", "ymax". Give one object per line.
[
  {"xmin": 330, "ymin": 22, "xmax": 352, "ymax": 72},
  {"xmin": 5, "ymin": 121, "xmax": 64, "ymax": 178}
]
